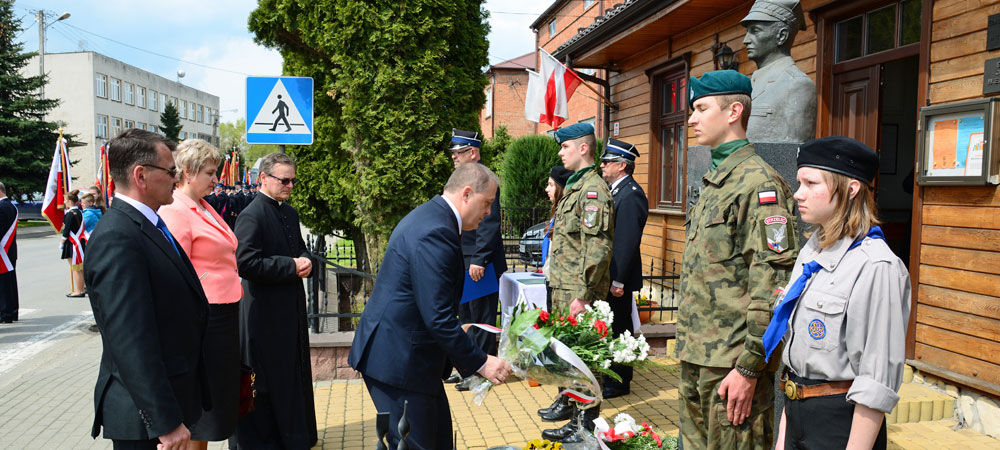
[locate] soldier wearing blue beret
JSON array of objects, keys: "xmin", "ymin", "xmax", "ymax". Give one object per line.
[
  {"xmin": 678, "ymin": 70, "xmax": 800, "ymax": 450},
  {"xmin": 538, "ymin": 122, "xmax": 615, "ymax": 441}
]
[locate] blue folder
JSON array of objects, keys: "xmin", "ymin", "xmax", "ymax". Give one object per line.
[{"xmin": 460, "ymin": 262, "xmax": 499, "ymax": 304}]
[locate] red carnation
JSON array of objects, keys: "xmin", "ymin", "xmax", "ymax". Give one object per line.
[
  {"xmin": 594, "ymin": 320, "xmax": 608, "ymax": 338},
  {"xmin": 539, "ymin": 310, "xmax": 550, "ymax": 323},
  {"xmin": 567, "ymin": 315, "xmax": 578, "ymax": 326}
]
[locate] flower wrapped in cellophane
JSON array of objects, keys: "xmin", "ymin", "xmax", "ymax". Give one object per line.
[
  {"xmin": 471, "ymin": 297, "xmax": 665, "ymax": 405},
  {"xmin": 592, "ymin": 413, "xmax": 678, "ymax": 450}
]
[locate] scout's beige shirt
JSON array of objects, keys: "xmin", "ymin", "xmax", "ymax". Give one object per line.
[{"xmin": 781, "ymin": 231, "xmax": 911, "ymax": 413}]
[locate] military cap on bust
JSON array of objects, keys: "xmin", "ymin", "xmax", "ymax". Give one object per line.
[
  {"xmin": 688, "ymin": 70, "xmax": 753, "ymax": 108},
  {"xmin": 550, "ymin": 165, "xmax": 573, "ymax": 187},
  {"xmin": 741, "ymin": 0, "xmax": 807, "ymax": 31},
  {"xmin": 449, "ymin": 129, "xmax": 481, "ymax": 151},
  {"xmin": 601, "ymin": 138, "xmax": 640, "ymax": 162},
  {"xmin": 797, "ymin": 136, "xmax": 878, "ymax": 185},
  {"xmin": 553, "ymin": 123, "xmax": 595, "ymax": 144}
]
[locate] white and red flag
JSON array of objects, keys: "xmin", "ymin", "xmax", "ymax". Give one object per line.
[
  {"xmin": 41, "ymin": 134, "xmax": 72, "ymax": 233},
  {"xmin": 525, "ymin": 49, "xmax": 583, "ymax": 128},
  {"xmin": 96, "ymin": 144, "xmax": 115, "ymax": 205}
]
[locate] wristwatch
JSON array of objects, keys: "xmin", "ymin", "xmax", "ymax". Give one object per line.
[{"xmin": 735, "ymin": 365, "xmax": 762, "ymax": 379}]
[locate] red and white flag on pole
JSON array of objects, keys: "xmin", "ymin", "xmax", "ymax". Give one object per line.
[
  {"xmin": 525, "ymin": 49, "xmax": 583, "ymax": 128},
  {"xmin": 41, "ymin": 133, "xmax": 72, "ymax": 233}
]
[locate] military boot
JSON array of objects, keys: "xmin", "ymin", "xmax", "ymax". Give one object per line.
[
  {"xmin": 539, "ymin": 394, "xmax": 574, "ymax": 422},
  {"xmin": 540, "ymin": 417, "xmax": 579, "ymax": 441},
  {"xmin": 556, "ymin": 404, "xmax": 601, "ymax": 444},
  {"xmin": 537, "ymin": 392, "xmax": 567, "ymax": 417}
]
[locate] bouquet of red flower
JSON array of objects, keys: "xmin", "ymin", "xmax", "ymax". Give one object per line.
[{"xmin": 593, "ymin": 413, "xmax": 678, "ymax": 450}]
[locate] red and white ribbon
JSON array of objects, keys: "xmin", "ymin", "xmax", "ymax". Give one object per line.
[{"xmin": 0, "ymin": 208, "xmax": 16, "ymax": 274}]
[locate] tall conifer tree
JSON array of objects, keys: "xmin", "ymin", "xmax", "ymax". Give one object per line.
[{"xmin": 158, "ymin": 102, "xmax": 182, "ymax": 142}]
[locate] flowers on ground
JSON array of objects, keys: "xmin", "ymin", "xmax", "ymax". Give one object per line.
[{"xmin": 594, "ymin": 413, "xmax": 678, "ymax": 450}]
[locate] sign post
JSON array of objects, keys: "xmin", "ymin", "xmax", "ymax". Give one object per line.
[{"xmin": 245, "ymin": 76, "xmax": 314, "ymax": 145}]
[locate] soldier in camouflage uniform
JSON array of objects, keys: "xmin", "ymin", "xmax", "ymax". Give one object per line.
[
  {"xmin": 676, "ymin": 70, "xmax": 799, "ymax": 450},
  {"xmin": 538, "ymin": 123, "xmax": 615, "ymax": 442}
]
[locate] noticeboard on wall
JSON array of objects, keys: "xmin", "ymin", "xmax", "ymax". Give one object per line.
[{"xmin": 917, "ymin": 98, "xmax": 1000, "ymax": 186}]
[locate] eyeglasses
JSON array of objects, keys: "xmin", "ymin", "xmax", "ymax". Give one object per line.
[
  {"xmin": 266, "ymin": 173, "xmax": 297, "ymax": 186},
  {"xmin": 450, "ymin": 147, "xmax": 473, "ymax": 156},
  {"xmin": 140, "ymin": 164, "xmax": 178, "ymax": 178}
]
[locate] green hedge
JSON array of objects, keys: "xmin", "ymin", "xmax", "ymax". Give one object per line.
[{"xmin": 499, "ymin": 135, "xmax": 561, "ymax": 209}]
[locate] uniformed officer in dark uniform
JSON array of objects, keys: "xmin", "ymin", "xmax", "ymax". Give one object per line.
[{"xmin": 598, "ymin": 138, "xmax": 648, "ymax": 398}]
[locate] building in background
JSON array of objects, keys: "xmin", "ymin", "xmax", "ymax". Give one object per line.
[
  {"xmin": 23, "ymin": 51, "xmax": 221, "ymax": 183},
  {"xmin": 480, "ymin": 52, "xmax": 536, "ymax": 139}
]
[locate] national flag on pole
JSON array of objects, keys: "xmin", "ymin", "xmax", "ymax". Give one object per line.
[
  {"xmin": 524, "ymin": 49, "xmax": 583, "ymax": 128},
  {"xmin": 96, "ymin": 144, "xmax": 115, "ymax": 205},
  {"xmin": 41, "ymin": 133, "xmax": 72, "ymax": 233},
  {"xmin": 220, "ymin": 157, "xmax": 230, "ymax": 185}
]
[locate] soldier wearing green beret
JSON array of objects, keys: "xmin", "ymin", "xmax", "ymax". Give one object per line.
[
  {"xmin": 677, "ymin": 70, "xmax": 799, "ymax": 450},
  {"xmin": 538, "ymin": 122, "xmax": 615, "ymax": 442}
]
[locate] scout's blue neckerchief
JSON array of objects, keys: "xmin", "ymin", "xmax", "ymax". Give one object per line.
[{"xmin": 761, "ymin": 226, "xmax": 885, "ymax": 362}]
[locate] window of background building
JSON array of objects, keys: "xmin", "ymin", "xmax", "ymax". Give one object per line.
[
  {"xmin": 206, "ymin": 107, "xmax": 213, "ymax": 125},
  {"xmin": 181, "ymin": 100, "xmax": 188, "ymax": 119},
  {"xmin": 484, "ymin": 87, "xmax": 492, "ymax": 118},
  {"xmin": 160, "ymin": 94, "xmax": 167, "ymax": 112},
  {"xmin": 124, "ymin": 119, "xmax": 135, "ymax": 129},
  {"xmin": 111, "ymin": 117, "xmax": 123, "ymax": 137},
  {"xmin": 549, "ymin": 19, "xmax": 556, "ymax": 37},
  {"xmin": 138, "ymin": 122, "xmax": 147, "ymax": 131},
  {"xmin": 109, "ymin": 78, "xmax": 121, "ymax": 102},
  {"xmin": 137, "ymin": 86, "xmax": 146, "ymax": 108},
  {"xmin": 149, "ymin": 90, "xmax": 157, "ymax": 110},
  {"xmin": 198, "ymin": 105, "xmax": 204, "ymax": 123},
  {"xmin": 96, "ymin": 115, "xmax": 108, "ymax": 138},
  {"xmin": 95, "ymin": 74, "xmax": 107, "ymax": 98},
  {"xmin": 650, "ymin": 61, "xmax": 688, "ymax": 209},
  {"xmin": 180, "ymin": 131, "xmax": 187, "ymax": 139},
  {"xmin": 584, "ymin": 0, "xmax": 595, "ymax": 8},
  {"xmin": 190, "ymin": 103, "xmax": 196, "ymax": 122},
  {"xmin": 171, "ymin": 97, "xmax": 178, "ymax": 108},
  {"xmin": 124, "ymin": 83, "xmax": 134, "ymax": 105},
  {"xmin": 835, "ymin": 0, "xmax": 921, "ymax": 63}
]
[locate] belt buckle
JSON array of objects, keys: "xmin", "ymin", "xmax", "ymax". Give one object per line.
[{"xmin": 784, "ymin": 379, "xmax": 799, "ymax": 400}]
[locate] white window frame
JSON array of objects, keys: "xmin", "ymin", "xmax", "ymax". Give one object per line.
[
  {"xmin": 96, "ymin": 115, "xmax": 108, "ymax": 138},
  {"xmin": 124, "ymin": 83, "xmax": 134, "ymax": 105},
  {"xmin": 124, "ymin": 119, "xmax": 135, "ymax": 129},
  {"xmin": 138, "ymin": 122, "xmax": 147, "ymax": 131},
  {"xmin": 149, "ymin": 90, "xmax": 157, "ymax": 111},
  {"xmin": 160, "ymin": 94, "xmax": 167, "ymax": 112},
  {"xmin": 109, "ymin": 78, "xmax": 121, "ymax": 102},
  {"xmin": 137, "ymin": 86, "xmax": 146, "ymax": 108},
  {"xmin": 484, "ymin": 87, "xmax": 492, "ymax": 118},
  {"xmin": 111, "ymin": 117, "xmax": 123, "ymax": 137},
  {"xmin": 95, "ymin": 74, "xmax": 107, "ymax": 98},
  {"xmin": 181, "ymin": 100, "xmax": 188, "ymax": 119},
  {"xmin": 198, "ymin": 105, "xmax": 204, "ymax": 123},
  {"xmin": 549, "ymin": 19, "xmax": 556, "ymax": 37}
]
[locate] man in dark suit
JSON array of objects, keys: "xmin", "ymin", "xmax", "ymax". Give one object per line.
[
  {"xmin": 84, "ymin": 128, "xmax": 210, "ymax": 450},
  {"xmin": 349, "ymin": 163, "xmax": 512, "ymax": 450},
  {"xmin": 599, "ymin": 138, "xmax": 649, "ymax": 398},
  {"xmin": 235, "ymin": 153, "xmax": 318, "ymax": 449},
  {"xmin": 446, "ymin": 129, "xmax": 508, "ymax": 391},
  {"xmin": 0, "ymin": 182, "xmax": 18, "ymax": 324}
]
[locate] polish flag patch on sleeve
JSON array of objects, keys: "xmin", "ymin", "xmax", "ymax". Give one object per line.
[
  {"xmin": 758, "ymin": 190, "xmax": 778, "ymax": 205},
  {"xmin": 587, "ymin": 191, "xmax": 598, "ymax": 199}
]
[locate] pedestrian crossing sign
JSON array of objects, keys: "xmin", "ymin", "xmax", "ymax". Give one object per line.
[{"xmin": 245, "ymin": 76, "xmax": 314, "ymax": 145}]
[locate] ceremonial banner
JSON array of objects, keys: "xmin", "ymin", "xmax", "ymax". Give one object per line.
[{"xmin": 41, "ymin": 134, "xmax": 72, "ymax": 233}]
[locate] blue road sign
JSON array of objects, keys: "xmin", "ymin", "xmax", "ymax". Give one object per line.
[{"xmin": 245, "ymin": 76, "xmax": 314, "ymax": 145}]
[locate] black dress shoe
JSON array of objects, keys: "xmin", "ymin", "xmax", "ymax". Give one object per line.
[
  {"xmin": 541, "ymin": 418, "xmax": 579, "ymax": 441},
  {"xmin": 602, "ymin": 384, "xmax": 630, "ymax": 399},
  {"xmin": 455, "ymin": 377, "xmax": 475, "ymax": 391},
  {"xmin": 66, "ymin": 292, "xmax": 86, "ymax": 298},
  {"xmin": 537, "ymin": 394, "xmax": 566, "ymax": 416},
  {"xmin": 444, "ymin": 374, "xmax": 462, "ymax": 384},
  {"xmin": 540, "ymin": 397, "xmax": 574, "ymax": 422}
]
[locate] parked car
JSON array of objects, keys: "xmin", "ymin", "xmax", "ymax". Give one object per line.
[
  {"xmin": 13, "ymin": 199, "xmax": 43, "ymax": 221},
  {"xmin": 518, "ymin": 221, "xmax": 547, "ymax": 266}
]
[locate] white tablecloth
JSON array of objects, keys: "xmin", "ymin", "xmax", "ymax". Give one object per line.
[{"xmin": 499, "ymin": 271, "xmax": 548, "ymax": 315}]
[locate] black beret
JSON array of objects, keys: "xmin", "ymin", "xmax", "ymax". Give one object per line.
[
  {"xmin": 797, "ymin": 136, "xmax": 878, "ymax": 184},
  {"xmin": 550, "ymin": 165, "xmax": 573, "ymax": 187}
]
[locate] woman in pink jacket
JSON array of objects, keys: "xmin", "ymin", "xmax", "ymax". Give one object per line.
[{"xmin": 159, "ymin": 139, "xmax": 241, "ymax": 449}]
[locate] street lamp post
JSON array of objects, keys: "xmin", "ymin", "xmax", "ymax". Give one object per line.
[{"xmin": 37, "ymin": 10, "xmax": 70, "ymax": 99}]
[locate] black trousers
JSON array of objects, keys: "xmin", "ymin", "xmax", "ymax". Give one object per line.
[
  {"xmin": 604, "ymin": 291, "xmax": 635, "ymax": 388},
  {"xmin": 783, "ymin": 373, "xmax": 887, "ymax": 450},
  {"xmin": 112, "ymin": 439, "xmax": 159, "ymax": 450},
  {"xmin": 0, "ymin": 270, "xmax": 17, "ymax": 321},
  {"xmin": 458, "ymin": 291, "xmax": 498, "ymax": 356},
  {"xmin": 364, "ymin": 375, "xmax": 453, "ymax": 450}
]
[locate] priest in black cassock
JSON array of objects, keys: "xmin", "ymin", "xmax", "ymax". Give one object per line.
[{"xmin": 234, "ymin": 153, "xmax": 317, "ymax": 449}]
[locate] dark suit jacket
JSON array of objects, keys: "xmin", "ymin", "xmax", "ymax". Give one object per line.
[
  {"xmin": 350, "ymin": 195, "xmax": 488, "ymax": 395},
  {"xmin": 84, "ymin": 199, "xmax": 209, "ymax": 440},
  {"xmin": 610, "ymin": 176, "xmax": 648, "ymax": 294},
  {"xmin": 0, "ymin": 198, "xmax": 16, "ymax": 264},
  {"xmin": 461, "ymin": 180, "xmax": 507, "ymax": 277}
]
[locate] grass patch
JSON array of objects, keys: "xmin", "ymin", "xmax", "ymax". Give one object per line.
[
  {"xmin": 17, "ymin": 220, "xmax": 51, "ymax": 228},
  {"xmin": 326, "ymin": 239, "xmax": 357, "ymax": 267}
]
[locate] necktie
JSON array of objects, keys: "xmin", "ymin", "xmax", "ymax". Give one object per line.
[
  {"xmin": 155, "ymin": 216, "xmax": 181, "ymax": 256},
  {"xmin": 761, "ymin": 226, "xmax": 884, "ymax": 362}
]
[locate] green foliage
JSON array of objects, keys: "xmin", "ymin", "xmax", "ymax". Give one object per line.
[
  {"xmin": 249, "ymin": 0, "xmax": 491, "ymax": 268},
  {"xmin": 158, "ymin": 102, "xmax": 182, "ymax": 142},
  {"xmin": 481, "ymin": 125, "xmax": 512, "ymax": 177},
  {"xmin": 218, "ymin": 118, "xmax": 279, "ymax": 164},
  {"xmin": 0, "ymin": 2, "xmax": 66, "ymax": 200},
  {"xmin": 499, "ymin": 135, "xmax": 561, "ymax": 208}
]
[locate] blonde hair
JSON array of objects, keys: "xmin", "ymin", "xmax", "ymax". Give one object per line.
[
  {"xmin": 814, "ymin": 171, "xmax": 880, "ymax": 249},
  {"xmin": 715, "ymin": 94, "xmax": 752, "ymax": 130},
  {"xmin": 174, "ymin": 139, "xmax": 221, "ymax": 184}
]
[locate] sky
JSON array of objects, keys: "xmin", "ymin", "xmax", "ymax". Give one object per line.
[{"xmin": 13, "ymin": 0, "xmax": 549, "ymax": 125}]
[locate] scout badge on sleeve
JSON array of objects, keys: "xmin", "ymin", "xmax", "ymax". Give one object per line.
[
  {"xmin": 584, "ymin": 205, "xmax": 599, "ymax": 228},
  {"xmin": 764, "ymin": 215, "xmax": 788, "ymax": 253}
]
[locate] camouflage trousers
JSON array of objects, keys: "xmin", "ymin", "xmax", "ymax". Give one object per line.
[
  {"xmin": 679, "ymin": 361, "xmax": 775, "ymax": 450},
  {"xmin": 549, "ymin": 287, "xmax": 576, "ymax": 313}
]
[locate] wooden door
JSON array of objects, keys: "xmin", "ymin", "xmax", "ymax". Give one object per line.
[{"xmin": 831, "ymin": 65, "xmax": 881, "ymax": 149}]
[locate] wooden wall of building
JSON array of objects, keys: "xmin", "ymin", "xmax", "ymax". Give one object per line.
[{"xmin": 913, "ymin": 0, "xmax": 1000, "ymax": 393}]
